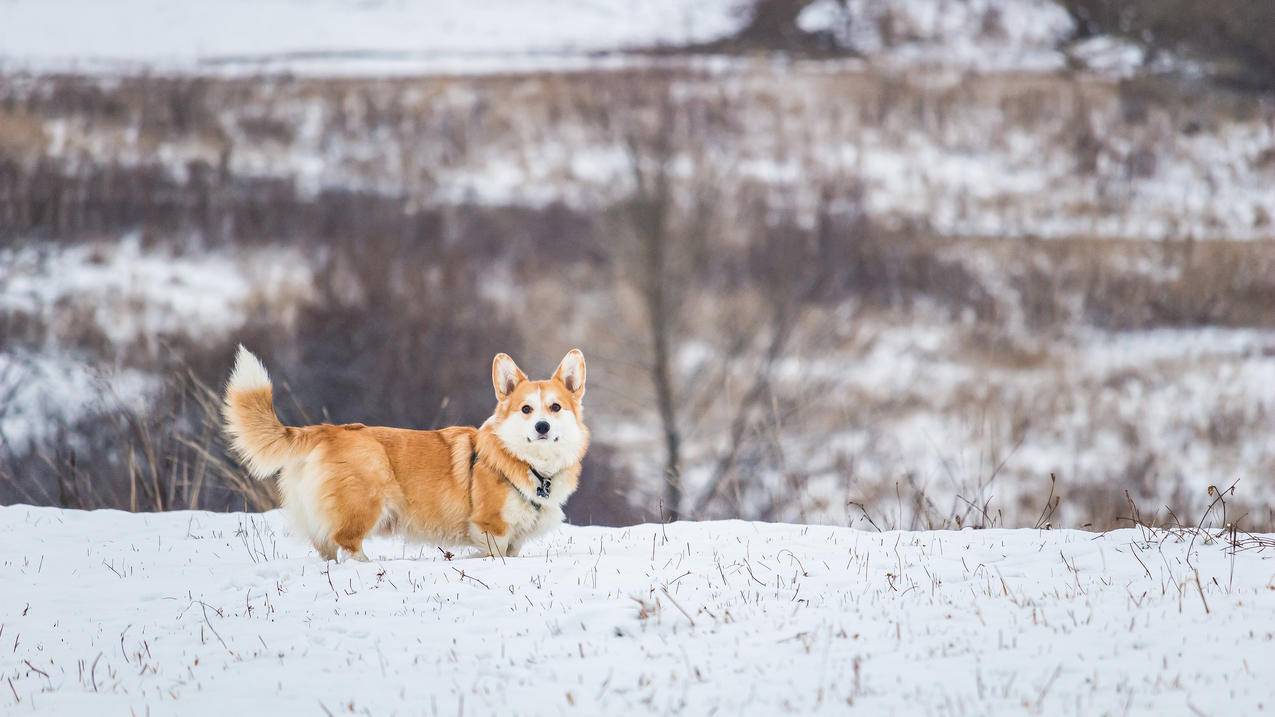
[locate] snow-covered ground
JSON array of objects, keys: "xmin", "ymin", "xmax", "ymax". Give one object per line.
[
  {"xmin": 0, "ymin": 0, "xmax": 747, "ymax": 76},
  {"xmin": 0, "ymin": 0, "xmax": 1144, "ymax": 77},
  {"xmin": 2, "ymin": 506, "xmax": 1272, "ymax": 714}
]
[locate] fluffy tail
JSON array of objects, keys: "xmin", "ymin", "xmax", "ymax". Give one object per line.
[{"xmin": 222, "ymin": 345, "xmax": 298, "ymax": 480}]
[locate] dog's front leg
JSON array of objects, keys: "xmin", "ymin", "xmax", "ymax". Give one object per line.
[{"xmin": 468, "ymin": 521, "xmax": 512, "ymax": 559}]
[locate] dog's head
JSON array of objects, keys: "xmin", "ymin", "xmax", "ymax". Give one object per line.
[{"xmin": 488, "ymin": 349, "xmax": 589, "ymax": 474}]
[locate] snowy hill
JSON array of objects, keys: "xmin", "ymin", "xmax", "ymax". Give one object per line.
[
  {"xmin": 0, "ymin": 0, "xmax": 1097, "ymax": 76},
  {"xmin": 0, "ymin": 0, "xmax": 747, "ymax": 75},
  {"xmin": 3, "ymin": 506, "xmax": 1271, "ymax": 714}
]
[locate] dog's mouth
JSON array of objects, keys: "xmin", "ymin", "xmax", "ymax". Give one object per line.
[{"xmin": 526, "ymin": 435, "xmax": 558, "ymax": 442}]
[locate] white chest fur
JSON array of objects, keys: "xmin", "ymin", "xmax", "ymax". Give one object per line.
[{"xmin": 500, "ymin": 469, "xmax": 570, "ymax": 549}]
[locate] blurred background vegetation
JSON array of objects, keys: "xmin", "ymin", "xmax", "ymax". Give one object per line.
[{"xmin": 1, "ymin": 0, "xmax": 1273, "ymax": 530}]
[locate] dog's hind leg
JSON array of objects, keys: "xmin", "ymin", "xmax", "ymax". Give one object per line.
[
  {"xmin": 328, "ymin": 491, "xmax": 381, "ymax": 562},
  {"xmin": 321, "ymin": 445, "xmax": 391, "ymax": 563},
  {"xmin": 338, "ymin": 546, "xmax": 370, "ymax": 563},
  {"xmin": 315, "ymin": 538, "xmax": 339, "ymax": 562}
]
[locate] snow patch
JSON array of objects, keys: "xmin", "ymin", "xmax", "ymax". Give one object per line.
[
  {"xmin": 1068, "ymin": 35, "xmax": 1146, "ymax": 76},
  {"xmin": 2, "ymin": 506, "xmax": 1270, "ymax": 714},
  {"xmin": 0, "ymin": 236, "xmax": 312, "ymax": 347},
  {"xmin": 799, "ymin": 0, "xmax": 1075, "ymax": 71},
  {"xmin": 0, "ymin": 0, "xmax": 749, "ymax": 76}
]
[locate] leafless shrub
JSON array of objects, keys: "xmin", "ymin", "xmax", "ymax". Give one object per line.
[
  {"xmin": 581, "ymin": 74, "xmax": 733, "ymax": 521},
  {"xmin": 276, "ymin": 235, "xmax": 522, "ymax": 429}
]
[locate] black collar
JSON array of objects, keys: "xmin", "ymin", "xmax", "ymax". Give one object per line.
[
  {"xmin": 529, "ymin": 467, "xmax": 553, "ymax": 499},
  {"xmin": 472, "ymin": 450, "xmax": 550, "ymax": 512}
]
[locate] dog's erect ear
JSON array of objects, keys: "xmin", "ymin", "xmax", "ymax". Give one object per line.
[
  {"xmin": 552, "ymin": 349, "xmax": 587, "ymax": 400},
  {"xmin": 492, "ymin": 353, "xmax": 527, "ymax": 401}
]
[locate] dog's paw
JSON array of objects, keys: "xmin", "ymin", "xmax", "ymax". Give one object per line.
[{"xmin": 337, "ymin": 548, "xmax": 370, "ymax": 563}]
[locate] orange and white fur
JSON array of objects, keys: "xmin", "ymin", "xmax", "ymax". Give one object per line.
[{"xmin": 222, "ymin": 347, "xmax": 589, "ymax": 561}]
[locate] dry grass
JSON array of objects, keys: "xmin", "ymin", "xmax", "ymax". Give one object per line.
[{"xmin": 0, "ymin": 364, "xmax": 274, "ymax": 512}]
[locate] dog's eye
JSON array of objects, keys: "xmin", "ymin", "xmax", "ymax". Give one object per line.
[
  {"xmin": 550, "ymin": 403, "xmax": 561, "ymax": 412},
  {"xmin": 521, "ymin": 405, "xmax": 533, "ymax": 415}
]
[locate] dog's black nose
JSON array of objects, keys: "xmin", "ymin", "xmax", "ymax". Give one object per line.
[{"xmin": 534, "ymin": 420, "xmax": 550, "ymax": 435}]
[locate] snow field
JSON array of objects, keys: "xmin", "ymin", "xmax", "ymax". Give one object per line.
[
  {"xmin": 0, "ymin": 0, "xmax": 1152, "ymax": 77},
  {"xmin": 2, "ymin": 506, "xmax": 1272, "ymax": 715},
  {"xmin": 0, "ymin": 0, "xmax": 746, "ymax": 76}
]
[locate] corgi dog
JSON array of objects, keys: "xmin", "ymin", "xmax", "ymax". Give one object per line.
[{"xmin": 221, "ymin": 346, "xmax": 589, "ymax": 561}]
